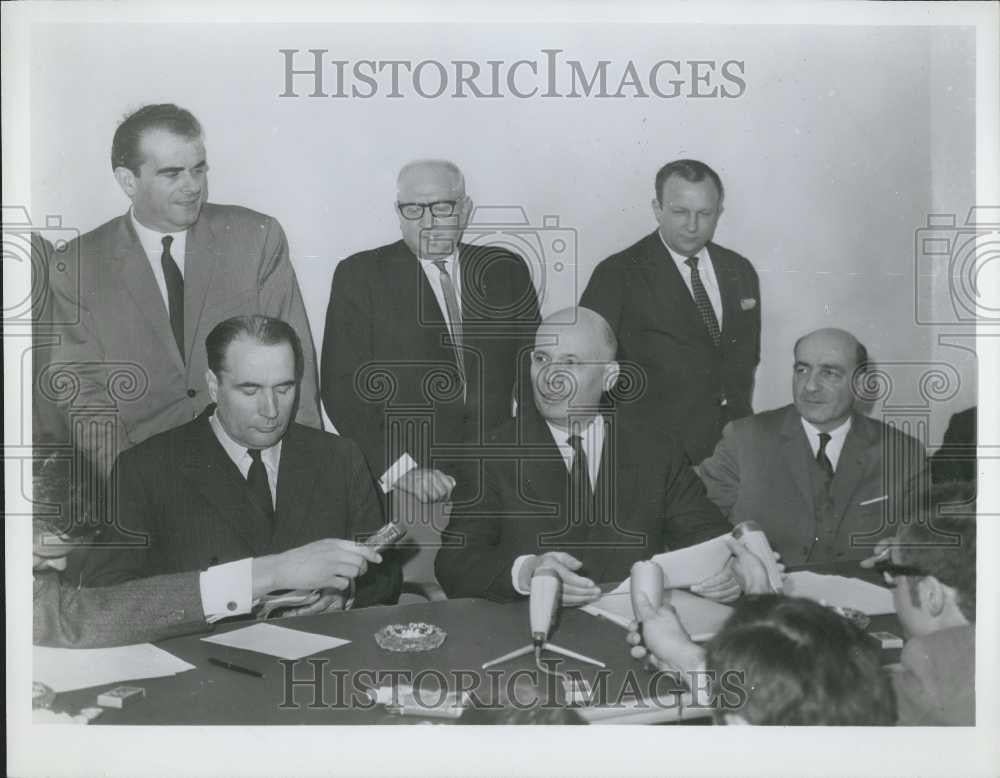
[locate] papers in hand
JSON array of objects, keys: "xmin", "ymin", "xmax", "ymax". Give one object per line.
[
  {"xmin": 783, "ymin": 571, "xmax": 895, "ymax": 615},
  {"xmin": 33, "ymin": 644, "xmax": 195, "ymax": 693},
  {"xmin": 603, "ymin": 534, "xmax": 733, "ymax": 596},
  {"xmin": 201, "ymin": 623, "xmax": 350, "ymax": 660}
]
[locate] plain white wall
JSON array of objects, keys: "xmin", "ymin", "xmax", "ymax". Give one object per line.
[{"xmin": 30, "ymin": 22, "xmax": 976, "ymax": 447}]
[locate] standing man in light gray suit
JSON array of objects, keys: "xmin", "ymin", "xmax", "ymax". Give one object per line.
[{"xmin": 44, "ymin": 104, "xmax": 320, "ymax": 477}]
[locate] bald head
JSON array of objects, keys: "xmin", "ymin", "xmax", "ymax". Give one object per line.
[
  {"xmin": 397, "ymin": 159, "xmax": 466, "ymax": 197},
  {"xmin": 793, "ymin": 328, "xmax": 867, "ymax": 431},
  {"xmin": 531, "ymin": 307, "xmax": 620, "ymax": 429},
  {"xmin": 396, "ymin": 160, "xmax": 472, "ymax": 260}
]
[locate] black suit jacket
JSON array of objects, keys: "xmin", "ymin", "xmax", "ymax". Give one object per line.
[
  {"xmin": 434, "ymin": 406, "xmax": 731, "ymax": 601},
  {"xmin": 82, "ymin": 408, "xmax": 400, "ymax": 608},
  {"xmin": 580, "ymin": 231, "xmax": 760, "ymax": 464},
  {"xmin": 322, "ymin": 239, "xmax": 540, "ymax": 498}
]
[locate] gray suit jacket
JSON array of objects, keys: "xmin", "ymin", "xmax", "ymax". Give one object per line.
[
  {"xmin": 698, "ymin": 404, "xmax": 928, "ymax": 564},
  {"xmin": 42, "ymin": 204, "xmax": 321, "ymax": 475},
  {"xmin": 33, "ymin": 570, "xmax": 207, "ymax": 648}
]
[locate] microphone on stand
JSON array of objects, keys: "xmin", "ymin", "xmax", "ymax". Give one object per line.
[{"xmin": 529, "ymin": 568, "xmax": 561, "ymax": 647}]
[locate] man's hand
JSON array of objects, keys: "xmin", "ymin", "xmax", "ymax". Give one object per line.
[
  {"xmin": 522, "ymin": 552, "xmax": 601, "ymax": 606},
  {"xmin": 859, "ymin": 535, "xmax": 897, "ymax": 569},
  {"xmin": 690, "ymin": 537, "xmax": 783, "ymax": 601},
  {"xmin": 283, "ymin": 589, "xmax": 347, "ymax": 618},
  {"xmin": 626, "ymin": 593, "xmax": 705, "ymax": 674},
  {"xmin": 394, "ymin": 468, "xmax": 456, "ymax": 503},
  {"xmin": 252, "ymin": 539, "xmax": 382, "ymax": 598}
]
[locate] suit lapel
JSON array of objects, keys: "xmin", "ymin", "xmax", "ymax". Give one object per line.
[
  {"xmin": 273, "ymin": 425, "xmax": 319, "ymax": 541},
  {"xmin": 830, "ymin": 415, "xmax": 876, "ymax": 519},
  {"xmin": 183, "ymin": 215, "xmax": 219, "ymax": 366},
  {"xmin": 517, "ymin": 412, "xmax": 574, "ymax": 544},
  {"xmin": 112, "ymin": 215, "xmax": 185, "ymax": 372},
  {"xmin": 710, "ymin": 244, "xmax": 741, "ymax": 338},
  {"xmin": 643, "ymin": 233, "xmax": 715, "ymax": 347},
  {"xmin": 779, "ymin": 406, "xmax": 816, "ymax": 517},
  {"xmin": 180, "ymin": 412, "xmax": 269, "ymax": 551}
]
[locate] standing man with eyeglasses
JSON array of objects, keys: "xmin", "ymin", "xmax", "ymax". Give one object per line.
[
  {"xmin": 580, "ymin": 159, "xmax": 760, "ymax": 465},
  {"xmin": 321, "ymin": 160, "xmax": 540, "ymax": 503}
]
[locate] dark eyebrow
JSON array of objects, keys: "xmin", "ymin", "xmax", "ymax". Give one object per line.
[{"xmin": 156, "ymin": 159, "xmax": 207, "ymax": 175}]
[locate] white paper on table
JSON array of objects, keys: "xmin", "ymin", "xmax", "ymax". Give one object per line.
[
  {"xmin": 33, "ymin": 643, "xmax": 195, "ymax": 693},
  {"xmin": 783, "ymin": 571, "xmax": 895, "ymax": 615},
  {"xmin": 601, "ymin": 534, "xmax": 733, "ymax": 597},
  {"xmin": 582, "ymin": 589, "xmax": 733, "ymax": 642},
  {"xmin": 201, "ymin": 623, "xmax": 350, "ymax": 660}
]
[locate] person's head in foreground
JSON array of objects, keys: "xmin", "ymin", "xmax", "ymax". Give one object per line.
[
  {"xmin": 704, "ymin": 594, "xmax": 896, "ymax": 725},
  {"xmin": 880, "ymin": 480, "xmax": 976, "ymax": 639}
]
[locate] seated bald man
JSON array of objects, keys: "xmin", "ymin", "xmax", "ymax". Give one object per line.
[
  {"xmin": 698, "ymin": 327, "xmax": 928, "ymax": 565},
  {"xmin": 436, "ymin": 307, "xmax": 749, "ymax": 604}
]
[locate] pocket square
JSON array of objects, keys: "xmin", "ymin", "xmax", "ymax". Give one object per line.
[{"xmin": 740, "ymin": 298, "xmax": 757, "ymax": 311}]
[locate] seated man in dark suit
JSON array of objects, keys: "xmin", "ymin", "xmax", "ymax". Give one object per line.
[
  {"xmin": 436, "ymin": 307, "xmax": 750, "ymax": 605},
  {"xmin": 698, "ymin": 328, "xmax": 928, "ymax": 565},
  {"xmin": 930, "ymin": 406, "xmax": 977, "ymax": 484},
  {"xmin": 34, "ymin": 454, "xmax": 382, "ymax": 647},
  {"xmin": 83, "ymin": 315, "xmax": 400, "ymax": 613}
]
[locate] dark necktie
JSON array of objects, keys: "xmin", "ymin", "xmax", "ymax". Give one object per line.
[
  {"xmin": 246, "ymin": 448, "xmax": 275, "ymax": 524},
  {"xmin": 431, "ymin": 259, "xmax": 466, "ymax": 391},
  {"xmin": 684, "ymin": 256, "xmax": 720, "ymax": 347},
  {"xmin": 816, "ymin": 432, "xmax": 835, "ymax": 481},
  {"xmin": 160, "ymin": 235, "xmax": 185, "ymax": 362},
  {"xmin": 568, "ymin": 433, "xmax": 594, "ymax": 527}
]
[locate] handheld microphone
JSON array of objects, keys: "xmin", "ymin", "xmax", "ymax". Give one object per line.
[
  {"xmin": 529, "ymin": 568, "xmax": 561, "ymax": 645},
  {"xmin": 630, "ymin": 560, "xmax": 664, "ymax": 618},
  {"xmin": 732, "ymin": 521, "xmax": 784, "ymax": 593}
]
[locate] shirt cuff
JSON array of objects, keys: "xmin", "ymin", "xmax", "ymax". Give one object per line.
[
  {"xmin": 379, "ymin": 452, "xmax": 418, "ymax": 493},
  {"xmin": 199, "ymin": 558, "xmax": 253, "ymax": 623},
  {"xmin": 511, "ymin": 555, "xmax": 536, "ymax": 596}
]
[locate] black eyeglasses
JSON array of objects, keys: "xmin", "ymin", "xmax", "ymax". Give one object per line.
[
  {"xmin": 873, "ymin": 557, "xmax": 926, "ymax": 585},
  {"xmin": 396, "ymin": 200, "xmax": 459, "ymax": 221}
]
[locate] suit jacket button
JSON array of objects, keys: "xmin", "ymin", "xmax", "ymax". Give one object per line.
[
  {"xmin": 210, "ymin": 556, "xmax": 220, "ymax": 565},
  {"xmin": 227, "ymin": 601, "xmax": 238, "ymax": 611},
  {"xmin": 187, "ymin": 389, "xmax": 197, "ymax": 398}
]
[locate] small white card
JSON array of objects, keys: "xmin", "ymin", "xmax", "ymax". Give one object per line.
[
  {"xmin": 379, "ymin": 452, "xmax": 418, "ymax": 493},
  {"xmin": 201, "ymin": 623, "xmax": 350, "ymax": 660}
]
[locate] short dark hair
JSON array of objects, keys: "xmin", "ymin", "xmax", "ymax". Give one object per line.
[
  {"xmin": 705, "ymin": 595, "xmax": 896, "ymax": 725},
  {"xmin": 111, "ymin": 103, "xmax": 202, "ymax": 174},
  {"xmin": 205, "ymin": 315, "xmax": 304, "ymax": 381},
  {"xmin": 898, "ymin": 480, "xmax": 977, "ymax": 623},
  {"xmin": 654, "ymin": 159, "xmax": 724, "ymax": 203}
]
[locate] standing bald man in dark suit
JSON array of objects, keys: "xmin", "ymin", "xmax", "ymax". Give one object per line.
[{"xmin": 581, "ymin": 159, "xmax": 760, "ymax": 465}]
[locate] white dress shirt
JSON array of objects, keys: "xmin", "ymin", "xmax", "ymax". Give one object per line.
[
  {"xmin": 209, "ymin": 413, "xmax": 281, "ymax": 509},
  {"xmin": 658, "ymin": 231, "xmax": 723, "ymax": 327},
  {"xmin": 417, "ymin": 252, "xmax": 462, "ymax": 334},
  {"xmin": 511, "ymin": 415, "xmax": 606, "ymax": 594},
  {"xmin": 130, "ymin": 209, "xmax": 188, "ymax": 312},
  {"xmin": 800, "ymin": 415, "xmax": 852, "ymax": 472}
]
